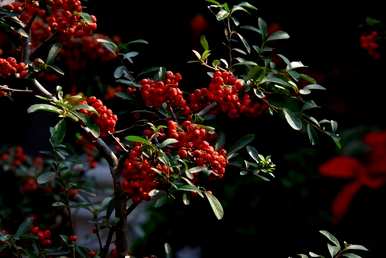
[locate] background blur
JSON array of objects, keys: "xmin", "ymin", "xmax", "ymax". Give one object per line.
[{"xmin": 2, "ymin": 0, "xmax": 386, "ymax": 257}]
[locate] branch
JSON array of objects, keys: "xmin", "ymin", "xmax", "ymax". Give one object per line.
[{"xmin": 0, "ymin": 85, "xmax": 33, "ymax": 93}]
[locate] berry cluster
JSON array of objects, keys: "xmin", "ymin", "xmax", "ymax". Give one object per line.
[
  {"xmin": 0, "ymin": 57, "xmax": 28, "ymax": 79},
  {"xmin": 80, "ymin": 96, "xmax": 118, "ymax": 137},
  {"xmin": 0, "ymin": 146, "xmax": 27, "ymax": 168},
  {"xmin": 189, "ymin": 71, "xmax": 267, "ymax": 118},
  {"xmin": 120, "ymin": 145, "xmax": 161, "ymax": 203},
  {"xmin": 140, "ymin": 71, "xmax": 191, "ymax": 116},
  {"xmin": 360, "ymin": 31, "xmax": 380, "ymax": 59},
  {"xmin": 166, "ymin": 120, "xmax": 228, "ymax": 177},
  {"xmin": 31, "ymin": 226, "xmax": 52, "ymax": 247},
  {"xmin": 61, "ymin": 34, "xmax": 117, "ymax": 71}
]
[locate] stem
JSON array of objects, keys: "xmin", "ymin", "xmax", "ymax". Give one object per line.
[
  {"xmin": 0, "ymin": 85, "xmax": 33, "ymax": 93},
  {"xmin": 94, "ymin": 223, "xmax": 103, "ymax": 251},
  {"xmin": 226, "ymin": 18, "xmax": 233, "ymax": 66}
]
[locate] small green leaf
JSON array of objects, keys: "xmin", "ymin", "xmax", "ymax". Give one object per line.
[
  {"xmin": 79, "ymin": 12, "xmax": 94, "ymax": 24},
  {"xmin": 345, "ymin": 245, "xmax": 368, "ymax": 252},
  {"xmin": 14, "ymin": 217, "xmax": 33, "ymax": 239},
  {"xmin": 229, "ymin": 134, "xmax": 255, "ymax": 155},
  {"xmin": 267, "ymin": 30, "xmax": 290, "ymax": 41},
  {"xmin": 287, "ymin": 61, "xmax": 306, "ymax": 70},
  {"xmin": 27, "ymin": 104, "xmax": 62, "ymax": 114},
  {"xmin": 126, "ymin": 135, "xmax": 150, "ymax": 144},
  {"xmin": 204, "ymin": 191, "xmax": 224, "ymax": 220},
  {"xmin": 328, "ymin": 243, "xmax": 340, "ymax": 257},
  {"xmin": 52, "ymin": 202, "xmax": 66, "ymax": 207},
  {"xmin": 200, "ymin": 35, "xmax": 209, "ymax": 51},
  {"xmin": 306, "ymin": 124, "xmax": 317, "ymax": 145},
  {"xmin": 46, "ymin": 43, "xmax": 62, "ymax": 65},
  {"xmin": 216, "ymin": 9, "xmax": 229, "ymax": 21},
  {"xmin": 236, "ymin": 33, "xmax": 251, "ymax": 53},
  {"xmin": 258, "ymin": 17, "xmax": 267, "ymax": 37},
  {"xmin": 160, "ymin": 138, "xmax": 178, "ymax": 148},
  {"xmin": 37, "ymin": 172, "xmax": 55, "ymax": 184},
  {"xmin": 238, "ymin": 2, "xmax": 257, "ymax": 10},
  {"xmin": 73, "ymin": 104, "xmax": 98, "ymax": 114},
  {"xmin": 319, "ymin": 230, "xmax": 341, "ymax": 249},
  {"xmin": 341, "ymin": 254, "xmax": 362, "ymax": 258},
  {"xmin": 50, "ymin": 119, "xmax": 67, "ymax": 146},
  {"xmin": 192, "ymin": 49, "xmax": 201, "ymax": 60},
  {"xmin": 164, "ymin": 242, "xmax": 172, "ymax": 258},
  {"xmin": 246, "ymin": 145, "xmax": 259, "ymax": 163},
  {"xmin": 97, "ymin": 38, "xmax": 118, "ymax": 54},
  {"xmin": 283, "ymin": 108, "xmax": 303, "ymax": 130},
  {"xmin": 302, "ymin": 100, "xmax": 319, "ymax": 111},
  {"xmin": 123, "ymin": 51, "xmax": 139, "ymax": 63},
  {"xmin": 303, "ymin": 84, "xmax": 326, "ymax": 91}
]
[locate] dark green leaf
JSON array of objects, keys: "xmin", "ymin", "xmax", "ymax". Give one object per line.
[
  {"xmin": 204, "ymin": 191, "xmax": 224, "ymax": 220},
  {"xmin": 79, "ymin": 12, "xmax": 94, "ymax": 24},
  {"xmin": 27, "ymin": 104, "xmax": 62, "ymax": 114},
  {"xmin": 238, "ymin": 2, "xmax": 257, "ymax": 10},
  {"xmin": 246, "ymin": 145, "xmax": 259, "ymax": 163},
  {"xmin": 229, "ymin": 134, "xmax": 255, "ymax": 155},
  {"xmin": 240, "ymin": 25, "xmax": 260, "ymax": 34},
  {"xmin": 50, "ymin": 119, "xmax": 67, "ymax": 146},
  {"xmin": 283, "ymin": 108, "xmax": 303, "ymax": 130},
  {"xmin": 37, "ymin": 172, "xmax": 55, "ymax": 184},
  {"xmin": 258, "ymin": 17, "xmax": 267, "ymax": 37},
  {"xmin": 303, "ymin": 84, "xmax": 326, "ymax": 91},
  {"xmin": 302, "ymin": 100, "xmax": 319, "ymax": 111},
  {"xmin": 306, "ymin": 124, "xmax": 317, "ymax": 145},
  {"xmin": 14, "ymin": 217, "xmax": 33, "ymax": 239},
  {"xmin": 342, "ymin": 254, "xmax": 362, "ymax": 258},
  {"xmin": 46, "ymin": 43, "xmax": 61, "ymax": 65},
  {"xmin": 123, "ymin": 51, "xmax": 139, "ymax": 63},
  {"xmin": 97, "ymin": 38, "xmax": 118, "ymax": 54},
  {"xmin": 236, "ymin": 33, "xmax": 251, "ymax": 53}
]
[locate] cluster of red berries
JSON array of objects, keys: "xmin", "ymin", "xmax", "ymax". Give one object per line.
[
  {"xmin": 189, "ymin": 71, "xmax": 267, "ymax": 118},
  {"xmin": 80, "ymin": 96, "xmax": 118, "ymax": 137},
  {"xmin": 60, "ymin": 35, "xmax": 116, "ymax": 71},
  {"xmin": 47, "ymin": 0, "xmax": 97, "ymax": 37},
  {"xmin": 0, "ymin": 146, "xmax": 27, "ymax": 168},
  {"xmin": 121, "ymin": 145, "xmax": 162, "ymax": 203},
  {"xmin": 31, "ymin": 226, "xmax": 52, "ymax": 246},
  {"xmin": 21, "ymin": 177, "xmax": 39, "ymax": 192},
  {"xmin": 166, "ymin": 120, "xmax": 228, "ymax": 177},
  {"xmin": 0, "ymin": 57, "xmax": 28, "ymax": 79},
  {"xmin": 140, "ymin": 71, "xmax": 191, "ymax": 116},
  {"xmin": 360, "ymin": 31, "xmax": 380, "ymax": 59},
  {"xmin": 30, "ymin": 18, "xmax": 52, "ymax": 49}
]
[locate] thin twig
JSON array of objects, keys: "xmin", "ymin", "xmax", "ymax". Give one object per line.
[
  {"xmin": 94, "ymin": 223, "xmax": 103, "ymax": 251},
  {"xmin": 108, "ymin": 131, "xmax": 129, "ymax": 153},
  {"xmin": 0, "ymin": 85, "xmax": 33, "ymax": 93}
]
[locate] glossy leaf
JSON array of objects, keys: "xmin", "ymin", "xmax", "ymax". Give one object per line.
[
  {"xmin": 204, "ymin": 191, "xmax": 224, "ymax": 220},
  {"xmin": 228, "ymin": 134, "xmax": 255, "ymax": 155},
  {"xmin": 37, "ymin": 172, "xmax": 55, "ymax": 184},
  {"xmin": 50, "ymin": 119, "xmax": 67, "ymax": 146},
  {"xmin": 126, "ymin": 135, "xmax": 150, "ymax": 144},
  {"xmin": 160, "ymin": 138, "xmax": 178, "ymax": 148},
  {"xmin": 27, "ymin": 104, "xmax": 62, "ymax": 114},
  {"xmin": 267, "ymin": 31, "xmax": 290, "ymax": 41},
  {"xmin": 283, "ymin": 108, "xmax": 303, "ymax": 130}
]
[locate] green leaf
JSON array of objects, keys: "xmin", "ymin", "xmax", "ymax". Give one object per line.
[
  {"xmin": 319, "ymin": 230, "xmax": 341, "ymax": 249},
  {"xmin": 192, "ymin": 49, "xmax": 201, "ymax": 60},
  {"xmin": 27, "ymin": 104, "xmax": 62, "ymax": 114},
  {"xmin": 267, "ymin": 30, "xmax": 290, "ymax": 41},
  {"xmin": 287, "ymin": 61, "xmax": 306, "ymax": 70},
  {"xmin": 215, "ymin": 132, "xmax": 225, "ymax": 150},
  {"xmin": 283, "ymin": 108, "xmax": 303, "ymax": 130},
  {"xmin": 47, "ymin": 65, "xmax": 64, "ymax": 76},
  {"xmin": 14, "ymin": 217, "xmax": 33, "ymax": 239},
  {"xmin": 345, "ymin": 245, "xmax": 368, "ymax": 252},
  {"xmin": 159, "ymin": 138, "xmax": 178, "ymax": 148},
  {"xmin": 228, "ymin": 134, "xmax": 255, "ymax": 155},
  {"xmin": 52, "ymin": 202, "xmax": 66, "ymax": 207},
  {"xmin": 79, "ymin": 12, "xmax": 94, "ymax": 24},
  {"xmin": 238, "ymin": 2, "xmax": 257, "ymax": 10},
  {"xmin": 258, "ymin": 17, "xmax": 267, "ymax": 37},
  {"xmin": 303, "ymin": 84, "xmax": 326, "ymax": 91},
  {"xmin": 73, "ymin": 104, "xmax": 98, "ymax": 114},
  {"xmin": 204, "ymin": 191, "xmax": 224, "ymax": 220},
  {"xmin": 126, "ymin": 135, "xmax": 149, "ymax": 145},
  {"xmin": 328, "ymin": 243, "xmax": 340, "ymax": 257},
  {"xmin": 46, "ymin": 43, "xmax": 62, "ymax": 65},
  {"xmin": 50, "ymin": 119, "xmax": 67, "ymax": 146},
  {"xmin": 306, "ymin": 124, "xmax": 317, "ymax": 145},
  {"xmin": 200, "ymin": 35, "xmax": 209, "ymax": 51},
  {"xmin": 164, "ymin": 242, "xmax": 172, "ymax": 258},
  {"xmin": 97, "ymin": 38, "xmax": 118, "ymax": 54},
  {"xmin": 240, "ymin": 25, "xmax": 260, "ymax": 34},
  {"xmin": 236, "ymin": 33, "xmax": 251, "ymax": 53},
  {"xmin": 246, "ymin": 145, "xmax": 259, "ymax": 163},
  {"xmin": 123, "ymin": 51, "xmax": 139, "ymax": 63},
  {"xmin": 37, "ymin": 172, "xmax": 55, "ymax": 184},
  {"xmin": 341, "ymin": 254, "xmax": 362, "ymax": 258},
  {"xmin": 302, "ymin": 100, "xmax": 319, "ymax": 111},
  {"xmin": 216, "ymin": 9, "xmax": 229, "ymax": 21}
]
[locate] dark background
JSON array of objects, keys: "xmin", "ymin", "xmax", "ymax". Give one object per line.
[{"xmin": 2, "ymin": 0, "xmax": 386, "ymax": 257}]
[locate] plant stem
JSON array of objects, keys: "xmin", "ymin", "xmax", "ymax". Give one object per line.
[{"xmin": 0, "ymin": 85, "xmax": 33, "ymax": 93}]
